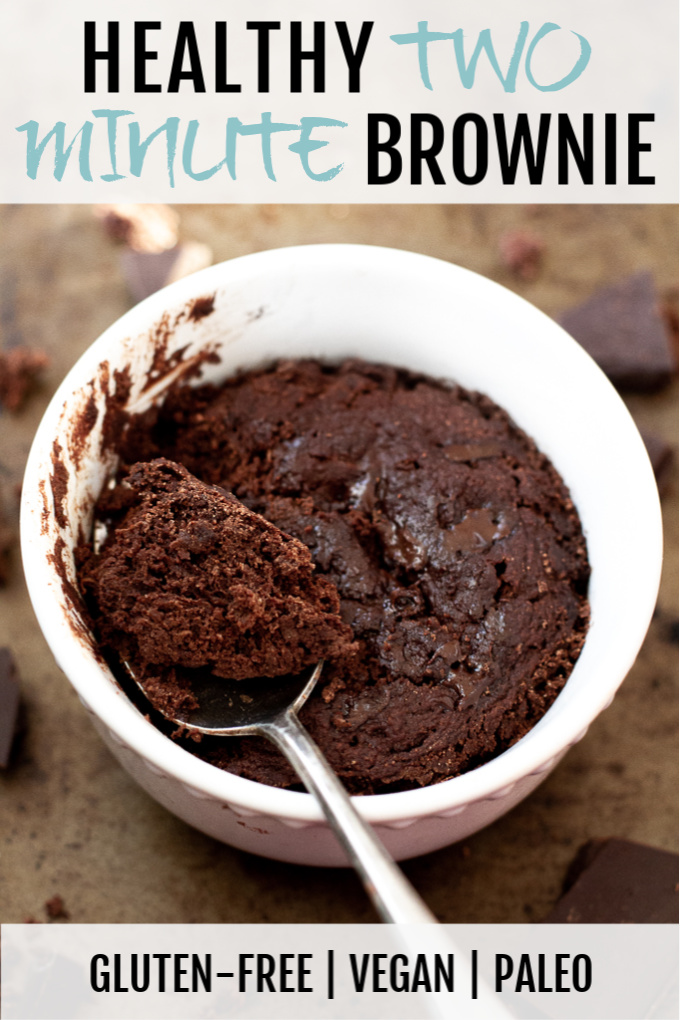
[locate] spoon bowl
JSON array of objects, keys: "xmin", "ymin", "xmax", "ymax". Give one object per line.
[
  {"xmin": 124, "ymin": 656, "xmax": 437, "ymax": 925},
  {"xmin": 126, "ymin": 660, "xmax": 323, "ymax": 735}
]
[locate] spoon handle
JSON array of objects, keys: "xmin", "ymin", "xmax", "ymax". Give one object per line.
[{"xmin": 261, "ymin": 710, "xmax": 438, "ymax": 924}]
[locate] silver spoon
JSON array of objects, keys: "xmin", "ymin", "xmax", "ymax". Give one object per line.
[
  {"xmin": 126, "ymin": 658, "xmax": 437, "ymax": 925},
  {"xmin": 126, "ymin": 660, "xmax": 517, "ymax": 1019}
]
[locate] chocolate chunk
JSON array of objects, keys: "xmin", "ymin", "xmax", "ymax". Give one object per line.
[
  {"xmin": 543, "ymin": 839, "xmax": 679, "ymax": 923},
  {"xmin": 641, "ymin": 431, "xmax": 674, "ymax": 491},
  {"xmin": 120, "ymin": 242, "xmax": 213, "ymax": 302},
  {"xmin": 45, "ymin": 895, "xmax": 69, "ymax": 920},
  {"xmin": 0, "ymin": 347, "xmax": 49, "ymax": 413},
  {"xmin": 94, "ymin": 203, "xmax": 213, "ymax": 301},
  {"xmin": 660, "ymin": 285, "xmax": 679, "ymax": 357},
  {"xmin": 95, "ymin": 203, "xmax": 179, "ymax": 252},
  {"xmin": 0, "ymin": 492, "xmax": 13, "ymax": 586},
  {"xmin": 559, "ymin": 272, "xmax": 674, "ymax": 390},
  {"xmin": 0, "ymin": 647, "xmax": 21, "ymax": 768}
]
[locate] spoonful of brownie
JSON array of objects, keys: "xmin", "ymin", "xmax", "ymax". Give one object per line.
[{"xmin": 80, "ymin": 458, "xmax": 437, "ymax": 924}]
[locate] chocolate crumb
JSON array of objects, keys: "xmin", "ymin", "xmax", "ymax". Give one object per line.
[
  {"xmin": 187, "ymin": 294, "xmax": 216, "ymax": 322},
  {"xmin": 499, "ymin": 230, "xmax": 545, "ymax": 281},
  {"xmin": 45, "ymin": 895, "xmax": 70, "ymax": 920},
  {"xmin": 0, "ymin": 347, "xmax": 49, "ymax": 413}
]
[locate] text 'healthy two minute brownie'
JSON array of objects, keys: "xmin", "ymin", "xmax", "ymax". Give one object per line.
[{"xmin": 81, "ymin": 359, "xmax": 590, "ymax": 794}]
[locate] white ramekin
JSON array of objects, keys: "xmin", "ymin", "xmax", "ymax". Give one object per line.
[{"xmin": 20, "ymin": 244, "xmax": 662, "ymax": 866}]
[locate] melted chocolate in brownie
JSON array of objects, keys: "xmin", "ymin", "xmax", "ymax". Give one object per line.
[{"xmin": 83, "ymin": 359, "xmax": 590, "ymax": 793}]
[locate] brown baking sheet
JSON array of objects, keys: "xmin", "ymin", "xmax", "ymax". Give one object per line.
[{"xmin": 0, "ymin": 203, "xmax": 676, "ymax": 924}]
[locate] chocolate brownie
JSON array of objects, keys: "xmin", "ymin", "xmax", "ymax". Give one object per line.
[
  {"xmin": 79, "ymin": 459, "xmax": 354, "ymax": 716},
  {"xmin": 82, "ymin": 359, "xmax": 590, "ymax": 793}
]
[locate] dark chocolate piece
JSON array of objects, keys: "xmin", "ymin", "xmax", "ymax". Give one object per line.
[
  {"xmin": 559, "ymin": 272, "xmax": 674, "ymax": 390},
  {"xmin": 120, "ymin": 242, "xmax": 212, "ymax": 302},
  {"xmin": 0, "ymin": 647, "xmax": 21, "ymax": 768},
  {"xmin": 660, "ymin": 285, "xmax": 679, "ymax": 357},
  {"xmin": 121, "ymin": 247, "xmax": 181, "ymax": 302},
  {"xmin": 0, "ymin": 489, "xmax": 13, "ymax": 586},
  {"xmin": 94, "ymin": 203, "xmax": 212, "ymax": 301},
  {"xmin": 96, "ymin": 203, "xmax": 179, "ymax": 251},
  {"xmin": 543, "ymin": 838, "xmax": 679, "ymax": 923},
  {"xmin": 80, "ymin": 360, "xmax": 590, "ymax": 793},
  {"xmin": 641, "ymin": 431, "xmax": 674, "ymax": 491}
]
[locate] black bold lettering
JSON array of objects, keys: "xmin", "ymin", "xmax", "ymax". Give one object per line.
[
  {"xmin": 558, "ymin": 113, "xmax": 593, "ymax": 184},
  {"xmin": 390, "ymin": 954, "xmax": 409, "ymax": 993},
  {"xmin": 537, "ymin": 954, "xmax": 553, "ymax": 992},
  {"xmin": 239, "ymin": 954, "xmax": 254, "ymax": 992},
  {"xmin": 411, "ymin": 114, "xmax": 445, "ymax": 184},
  {"xmin": 349, "ymin": 954, "xmax": 370, "ymax": 992},
  {"xmin": 434, "ymin": 954, "xmax": 454, "ymax": 992},
  {"xmin": 114, "ymin": 954, "xmax": 129, "ymax": 993},
  {"xmin": 246, "ymin": 22, "xmax": 281, "ymax": 92},
  {"xmin": 257, "ymin": 954, "xmax": 276, "ymax": 993},
  {"xmin": 291, "ymin": 21, "xmax": 325, "ymax": 91},
  {"xmin": 452, "ymin": 113, "xmax": 488, "ymax": 185},
  {"xmin": 174, "ymin": 954, "xmax": 189, "ymax": 992},
  {"xmin": 168, "ymin": 23, "xmax": 206, "ymax": 92},
  {"xmin": 628, "ymin": 114, "xmax": 655, "ymax": 184},
  {"xmin": 130, "ymin": 954, "xmax": 150, "ymax": 992},
  {"xmin": 555, "ymin": 953, "xmax": 570, "ymax": 992},
  {"xmin": 335, "ymin": 22, "xmax": 374, "ymax": 92},
  {"xmin": 298, "ymin": 954, "xmax": 313, "ymax": 992},
  {"xmin": 84, "ymin": 22, "xmax": 119, "ymax": 93},
  {"xmin": 134, "ymin": 22, "xmax": 162, "ymax": 93},
  {"xmin": 90, "ymin": 955, "xmax": 110, "ymax": 993},
  {"xmin": 280, "ymin": 954, "xmax": 294, "ymax": 992},
  {"xmin": 215, "ymin": 24, "xmax": 241, "ymax": 92},
  {"xmin": 411, "ymin": 955, "xmax": 432, "ymax": 993},
  {"xmin": 495, "ymin": 954, "xmax": 514, "ymax": 991},
  {"xmin": 367, "ymin": 114, "xmax": 402, "ymax": 184},
  {"xmin": 192, "ymin": 954, "xmax": 211, "ymax": 992},
  {"xmin": 494, "ymin": 112, "xmax": 550, "ymax": 184},
  {"xmin": 372, "ymin": 954, "xmax": 388, "ymax": 992},
  {"xmin": 153, "ymin": 954, "xmax": 170, "ymax": 993},
  {"xmin": 573, "ymin": 954, "xmax": 592, "ymax": 992},
  {"xmin": 605, "ymin": 113, "xmax": 617, "ymax": 184},
  {"xmin": 515, "ymin": 954, "xmax": 536, "ymax": 993}
]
